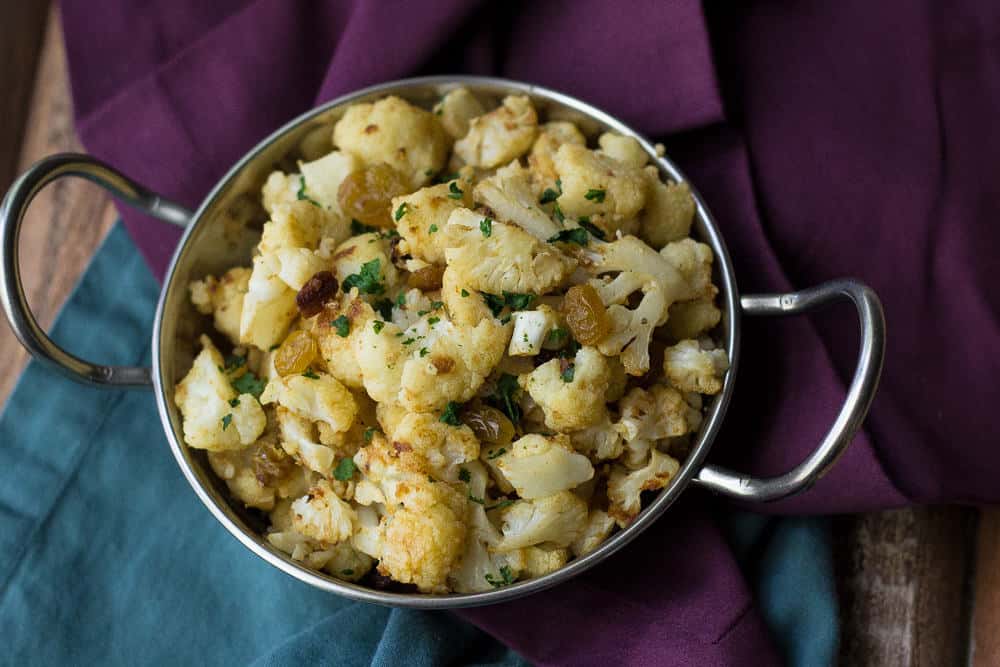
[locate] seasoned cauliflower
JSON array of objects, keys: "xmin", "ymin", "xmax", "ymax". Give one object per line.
[
  {"xmin": 307, "ymin": 292, "xmax": 377, "ymax": 389},
  {"xmin": 639, "ymin": 168, "xmax": 696, "ymax": 249},
  {"xmin": 554, "ymin": 144, "xmax": 647, "ymax": 232},
  {"xmin": 597, "ymin": 132, "xmax": 648, "ymax": 168},
  {"xmin": 433, "ymin": 87, "xmax": 486, "ymax": 139},
  {"xmin": 239, "ymin": 253, "xmax": 298, "ymax": 350},
  {"xmin": 662, "ymin": 339, "xmax": 730, "ymax": 395},
  {"xmin": 290, "ymin": 479, "xmax": 357, "ymax": 544},
  {"xmin": 262, "ymin": 171, "xmax": 299, "ymax": 214},
  {"xmin": 260, "ymin": 200, "xmax": 344, "ymax": 256},
  {"xmin": 519, "ymin": 346, "xmax": 610, "ymax": 432},
  {"xmin": 508, "ymin": 305, "xmax": 560, "ymax": 356},
  {"xmin": 570, "ymin": 415, "xmax": 625, "ymax": 462},
  {"xmin": 473, "ymin": 161, "xmax": 562, "ymax": 241},
  {"xmin": 333, "ymin": 95, "xmax": 448, "ymax": 187},
  {"xmin": 260, "ymin": 371, "xmax": 357, "ymax": 433},
  {"xmin": 189, "ymin": 267, "xmax": 250, "ymax": 346},
  {"xmin": 607, "ymin": 449, "xmax": 681, "ymax": 527},
  {"xmin": 495, "ymin": 434, "xmax": 594, "ymax": 499},
  {"xmin": 527, "ymin": 121, "xmax": 586, "ymax": 188},
  {"xmin": 659, "ymin": 238, "xmax": 715, "ymax": 301},
  {"xmin": 297, "ymin": 150, "xmax": 361, "ymax": 215},
  {"xmin": 174, "ymin": 335, "xmax": 267, "ymax": 451},
  {"xmin": 664, "ymin": 297, "xmax": 722, "ymax": 341},
  {"xmin": 392, "ymin": 181, "xmax": 467, "ymax": 265},
  {"xmin": 440, "ymin": 266, "xmax": 493, "ymax": 326},
  {"xmin": 207, "ymin": 432, "xmax": 309, "ymax": 512},
  {"xmin": 454, "ymin": 95, "xmax": 538, "ymax": 168},
  {"xmin": 496, "ymin": 491, "xmax": 588, "ymax": 550},
  {"xmin": 387, "ymin": 412, "xmax": 480, "ymax": 480},
  {"xmin": 617, "ymin": 385, "xmax": 702, "ymax": 468},
  {"xmin": 443, "ymin": 208, "xmax": 575, "ymax": 295},
  {"xmin": 274, "ymin": 247, "xmax": 328, "ymax": 291},
  {"xmin": 330, "ymin": 232, "xmax": 399, "ymax": 296},
  {"xmin": 571, "ymin": 509, "xmax": 617, "ymax": 557}
]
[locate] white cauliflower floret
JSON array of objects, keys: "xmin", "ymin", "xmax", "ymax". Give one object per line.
[
  {"xmin": 274, "ymin": 406, "xmax": 337, "ymax": 474},
  {"xmin": 260, "ymin": 371, "xmax": 357, "ymax": 433},
  {"xmin": 443, "ymin": 207, "xmax": 575, "ymax": 295},
  {"xmin": 391, "ymin": 182, "xmax": 467, "ymax": 265},
  {"xmin": 640, "ymin": 168, "xmax": 696, "ymax": 249},
  {"xmin": 527, "ymin": 121, "xmax": 586, "ymax": 188},
  {"xmin": 189, "ymin": 267, "xmax": 250, "ymax": 346},
  {"xmin": 330, "ymin": 232, "xmax": 399, "ymax": 297},
  {"xmin": 473, "ymin": 161, "xmax": 562, "ymax": 241},
  {"xmin": 518, "ymin": 546, "xmax": 570, "ymax": 578},
  {"xmin": 433, "ymin": 87, "xmax": 486, "ymax": 139},
  {"xmin": 351, "ymin": 504, "xmax": 383, "ymax": 559},
  {"xmin": 659, "ymin": 238, "xmax": 715, "ymax": 300},
  {"xmin": 259, "ymin": 200, "xmax": 346, "ymax": 256},
  {"xmin": 454, "ymin": 95, "xmax": 538, "ymax": 168},
  {"xmin": 262, "ymin": 171, "xmax": 299, "ymax": 214},
  {"xmin": 496, "ymin": 491, "xmax": 588, "ymax": 550},
  {"xmin": 662, "ymin": 339, "xmax": 730, "ymax": 395},
  {"xmin": 297, "ymin": 150, "xmax": 361, "ymax": 216},
  {"xmin": 354, "ymin": 319, "xmax": 407, "ymax": 404},
  {"xmin": 519, "ymin": 346, "xmax": 610, "ymax": 432},
  {"xmin": 308, "ymin": 292, "xmax": 376, "ymax": 389},
  {"xmin": 554, "ymin": 144, "xmax": 647, "ymax": 233},
  {"xmin": 387, "ymin": 412, "xmax": 480, "ymax": 480},
  {"xmin": 587, "ymin": 235, "xmax": 696, "ymax": 304},
  {"xmin": 607, "ymin": 449, "xmax": 681, "ymax": 527},
  {"xmin": 571, "ymin": 509, "xmax": 617, "ymax": 557},
  {"xmin": 333, "ymin": 95, "xmax": 448, "ymax": 187},
  {"xmin": 508, "ymin": 305, "xmax": 560, "ymax": 356},
  {"xmin": 274, "ymin": 247, "xmax": 328, "ymax": 291},
  {"xmin": 617, "ymin": 385, "xmax": 702, "ymax": 468},
  {"xmin": 495, "ymin": 434, "xmax": 594, "ymax": 499},
  {"xmin": 290, "ymin": 479, "xmax": 357, "ymax": 545},
  {"xmin": 570, "ymin": 414, "xmax": 625, "ymax": 462},
  {"xmin": 389, "ymin": 288, "xmax": 434, "ymax": 331},
  {"xmin": 174, "ymin": 335, "xmax": 267, "ymax": 451},
  {"xmin": 440, "ymin": 267, "xmax": 492, "ymax": 326},
  {"xmin": 664, "ymin": 297, "xmax": 722, "ymax": 341},
  {"xmin": 597, "ymin": 132, "xmax": 648, "ymax": 168},
  {"xmin": 239, "ymin": 253, "xmax": 298, "ymax": 350}
]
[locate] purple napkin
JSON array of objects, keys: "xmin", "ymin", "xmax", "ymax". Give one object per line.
[{"xmin": 59, "ymin": 0, "xmax": 1000, "ymax": 663}]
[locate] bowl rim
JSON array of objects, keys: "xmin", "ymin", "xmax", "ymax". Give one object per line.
[{"xmin": 151, "ymin": 74, "xmax": 741, "ymax": 608}]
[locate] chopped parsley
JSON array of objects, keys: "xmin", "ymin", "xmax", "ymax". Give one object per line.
[
  {"xmin": 417, "ymin": 310, "xmax": 430, "ymax": 316},
  {"xmin": 480, "ymin": 217, "xmax": 493, "ymax": 238},
  {"xmin": 486, "ymin": 499, "xmax": 515, "ymax": 511},
  {"xmin": 458, "ymin": 467, "xmax": 471, "ymax": 483},
  {"xmin": 350, "ymin": 219, "xmax": 377, "ymax": 235},
  {"xmin": 228, "ymin": 398, "xmax": 240, "ymax": 408},
  {"xmin": 372, "ymin": 320, "xmax": 385, "ymax": 334},
  {"xmin": 394, "ymin": 202, "xmax": 409, "ymax": 221},
  {"xmin": 485, "ymin": 565, "xmax": 515, "ymax": 588},
  {"xmin": 430, "ymin": 301, "xmax": 444, "ymax": 310},
  {"xmin": 558, "ymin": 338, "xmax": 581, "ymax": 359},
  {"xmin": 333, "ymin": 457, "xmax": 356, "ymax": 481},
  {"xmin": 402, "ymin": 337, "xmax": 416, "ymax": 345},
  {"xmin": 503, "ymin": 291, "xmax": 535, "ymax": 311},
  {"xmin": 223, "ymin": 354, "xmax": 246, "ymax": 372},
  {"xmin": 363, "ymin": 427, "xmax": 376, "ymax": 443},
  {"xmin": 548, "ymin": 327, "xmax": 569, "ymax": 343},
  {"xmin": 231, "ymin": 371, "xmax": 267, "ymax": 399},
  {"xmin": 482, "ymin": 292, "xmax": 506, "ymax": 317},
  {"xmin": 331, "ymin": 315, "xmax": 351, "ymax": 337},
  {"xmin": 491, "ymin": 373, "xmax": 521, "ymax": 424},
  {"xmin": 460, "ymin": 289, "xmax": 470, "ymax": 297},
  {"xmin": 468, "ymin": 494, "xmax": 486, "ymax": 505},
  {"xmin": 341, "ymin": 569, "xmax": 354, "ymax": 576},
  {"xmin": 486, "ymin": 447, "xmax": 506, "ymax": 460},
  {"xmin": 561, "ymin": 363, "xmax": 576, "ymax": 383},
  {"xmin": 539, "ymin": 178, "xmax": 562, "ymax": 204},
  {"xmin": 440, "ymin": 401, "xmax": 463, "ymax": 426},
  {"xmin": 547, "ymin": 227, "xmax": 590, "ymax": 246},
  {"xmin": 395, "ymin": 292, "xmax": 407, "ymax": 307},
  {"xmin": 221, "ymin": 413, "xmax": 233, "ymax": 430},
  {"xmin": 419, "ymin": 347, "xmax": 429, "ymax": 357},
  {"xmin": 268, "ymin": 344, "xmax": 280, "ymax": 351},
  {"xmin": 499, "ymin": 314, "xmax": 511, "ymax": 325},
  {"xmin": 427, "ymin": 316, "xmax": 440, "ymax": 326},
  {"xmin": 428, "ymin": 223, "xmax": 439, "ymax": 234},
  {"xmin": 296, "ymin": 176, "xmax": 322, "ymax": 208},
  {"xmin": 447, "ymin": 182, "xmax": 464, "ymax": 199},
  {"xmin": 435, "ymin": 171, "xmax": 459, "ymax": 184},
  {"xmin": 342, "ymin": 259, "xmax": 385, "ymax": 295},
  {"xmin": 302, "ymin": 368, "xmax": 320, "ymax": 379},
  {"xmin": 552, "ymin": 201, "xmax": 565, "ymax": 224},
  {"xmin": 578, "ymin": 217, "xmax": 607, "ymax": 240},
  {"xmin": 584, "ymin": 188, "xmax": 606, "ymax": 203},
  {"xmin": 373, "ymin": 298, "xmax": 394, "ymax": 321}
]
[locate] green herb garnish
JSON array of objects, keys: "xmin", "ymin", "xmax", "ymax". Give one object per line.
[
  {"xmin": 561, "ymin": 364, "xmax": 575, "ymax": 383},
  {"xmin": 440, "ymin": 401, "xmax": 463, "ymax": 426},
  {"xmin": 548, "ymin": 328, "xmax": 568, "ymax": 343},
  {"xmin": 331, "ymin": 315, "xmax": 351, "ymax": 337},
  {"xmin": 486, "ymin": 448, "xmax": 506, "ymax": 460},
  {"xmin": 428, "ymin": 224, "xmax": 439, "ymax": 234},
  {"xmin": 394, "ymin": 202, "xmax": 409, "ymax": 221},
  {"xmin": 228, "ymin": 398, "xmax": 240, "ymax": 408},
  {"xmin": 373, "ymin": 298, "xmax": 394, "ymax": 321},
  {"xmin": 458, "ymin": 467, "xmax": 471, "ymax": 483},
  {"xmin": 419, "ymin": 347, "xmax": 429, "ymax": 357},
  {"xmin": 448, "ymin": 182, "xmax": 464, "ymax": 199},
  {"xmin": 342, "ymin": 259, "xmax": 385, "ymax": 295},
  {"xmin": 427, "ymin": 316, "xmax": 440, "ymax": 326},
  {"xmin": 333, "ymin": 457, "xmax": 356, "ymax": 481},
  {"xmin": 503, "ymin": 292, "xmax": 535, "ymax": 311},
  {"xmin": 231, "ymin": 371, "xmax": 267, "ymax": 399},
  {"xmin": 296, "ymin": 176, "xmax": 322, "ymax": 208},
  {"xmin": 492, "ymin": 373, "xmax": 521, "ymax": 424},
  {"xmin": 221, "ymin": 414, "xmax": 233, "ymax": 430},
  {"xmin": 351, "ymin": 219, "xmax": 377, "ymax": 235},
  {"xmin": 396, "ymin": 292, "xmax": 407, "ymax": 307},
  {"xmin": 482, "ymin": 292, "xmax": 506, "ymax": 317},
  {"xmin": 485, "ymin": 565, "xmax": 515, "ymax": 588},
  {"xmin": 460, "ymin": 289, "xmax": 470, "ymax": 298},
  {"xmin": 578, "ymin": 217, "xmax": 607, "ymax": 240},
  {"xmin": 539, "ymin": 178, "xmax": 562, "ymax": 204},
  {"xmin": 553, "ymin": 201, "xmax": 565, "ymax": 224},
  {"xmin": 372, "ymin": 320, "xmax": 385, "ymax": 334},
  {"xmin": 584, "ymin": 188, "xmax": 606, "ymax": 203},
  {"xmin": 302, "ymin": 368, "xmax": 320, "ymax": 379},
  {"xmin": 480, "ymin": 217, "xmax": 493, "ymax": 238},
  {"xmin": 363, "ymin": 427, "xmax": 376, "ymax": 443},
  {"xmin": 547, "ymin": 228, "xmax": 590, "ymax": 246}
]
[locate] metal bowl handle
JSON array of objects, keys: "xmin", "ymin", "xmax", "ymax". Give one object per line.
[
  {"xmin": 693, "ymin": 278, "xmax": 886, "ymax": 502},
  {"xmin": 0, "ymin": 153, "xmax": 191, "ymax": 388}
]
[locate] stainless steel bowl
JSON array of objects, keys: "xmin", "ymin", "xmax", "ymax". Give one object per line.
[{"xmin": 0, "ymin": 76, "xmax": 885, "ymax": 608}]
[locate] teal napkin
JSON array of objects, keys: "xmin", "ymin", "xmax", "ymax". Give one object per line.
[{"xmin": 0, "ymin": 222, "xmax": 837, "ymax": 665}]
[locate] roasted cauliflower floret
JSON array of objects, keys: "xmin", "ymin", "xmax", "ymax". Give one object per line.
[
  {"xmin": 297, "ymin": 150, "xmax": 361, "ymax": 216},
  {"xmin": 571, "ymin": 509, "xmax": 617, "ymax": 557},
  {"xmin": 260, "ymin": 371, "xmax": 357, "ymax": 433},
  {"xmin": 239, "ymin": 253, "xmax": 298, "ymax": 350},
  {"xmin": 322, "ymin": 542, "xmax": 375, "ymax": 582},
  {"xmin": 353, "ymin": 319, "xmax": 407, "ymax": 404},
  {"xmin": 508, "ymin": 305, "xmax": 560, "ymax": 356},
  {"xmin": 433, "ymin": 87, "xmax": 486, "ymax": 139},
  {"xmin": 333, "ymin": 95, "xmax": 448, "ymax": 187},
  {"xmin": 290, "ymin": 479, "xmax": 357, "ymax": 545},
  {"xmin": 454, "ymin": 95, "xmax": 538, "ymax": 168},
  {"xmin": 260, "ymin": 200, "xmax": 345, "ymax": 256},
  {"xmin": 330, "ymin": 232, "xmax": 399, "ymax": 297},
  {"xmin": 262, "ymin": 171, "xmax": 298, "ymax": 214},
  {"xmin": 495, "ymin": 434, "xmax": 594, "ymax": 499},
  {"xmin": 554, "ymin": 144, "xmax": 647, "ymax": 232},
  {"xmin": 597, "ymin": 132, "xmax": 648, "ymax": 168},
  {"xmin": 273, "ymin": 247, "xmax": 328, "ymax": 291},
  {"xmin": 639, "ymin": 168, "xmax": 696, "ymax": 249},
  {"xmin": 664, "ymin": 297, "xmax": 722, "ymax": 341},
  {"xmin": 440, "ymin": 266, "xmax": 493, "ymax": 326},
  {"xmin": 519, "ymin": 346, "xmax": 610, "ymax": 432},
  {"xmin": 274, "ymin": 406, "xmax": 337, "ymax": 475},
  {"xmin": 617, "ymin": 385, "xmax": 702, "ymax": 467},
  {"xmin": 443, "ymin": 207, "xmax": 575, "ymax": 295},
  {"xmin": 206, "ymin": 430, "xmax": 308, "ymax": 512},
  {"xmin": 570, "ymin": 414, "xmax": 625, "ymax": 462},
  {"xmin": 391, "ymin": 182, "xmax": 467, "ymax": 265},
  {"xmin": 496, "ymin": 491, "xmax": 588, "ymax": 550},
  {"xmin": 662, "ymin": 339, "xmax": 730, "ymax": 395},
  {"xmin": 189, "ymin": 267, "xmax": 250, "ymax": 346},
  {"xmin": 388, "ymin": 412, "xmax": 480, "ymax": 480},
  {"xmin": 473, "ymin": 161, "xmax": 562, "ymax": 241},
  {"xmin": 308, "ymin": 292, "xmax": 377, "ymax": 389},
  {"xmin": 607, "ymin": 449, "xmax": 681, "ymax": 527},
  {"xmin": 174, "ymin": 335, "xmax": 267, "ymax": 451},
  {"xmin": 527, "ymin": 121, "xmax": 586, "ymax": 188},
  {"xmin": 659, "ymin": 238, "xmax": 715, "ymax": 300}
]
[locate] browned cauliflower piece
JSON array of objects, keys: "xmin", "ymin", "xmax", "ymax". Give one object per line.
[
  {"xmin": 260, "ymin": 200, "xmax": 346, "ymax": 256},
  {"xmin": 239, "ymin": 253, "xmax": 298, "ymax": 350},
  {"xmin": 260, "ymin": 370, "xmax": 358, "ymax": 433},
  {"xmin": 290, "ymin": 479, "xmax": 357, "ymax": 545},
  {"xmin": 454, "ymin": 95, "xmax": 538, "ymax": 168},
  {"xmin": 297, "ymin": 150, "xmax": 362, "ymax": 216},
  {"xmin": 330, "ymin": 232, "xmax": 400, "ymax": 297},
  {"xmin": 443, "ymin": 208, "xmax": 575, "ymax": 295},
  {"xmin": 473, "ymin": 161, "xmax": 563, "ymax": 241},
  {"xmin": 663, "ymin": 297, "xmax": 722, "ymax": 341},
  {"xmin": 639, "ymin": 168, "xmax": 696, "ymax": 249},
  {"xmin": 494, "ymin": 433, "xmax": 594, "ymax": 498},
  {"xmin": 662, "ymin": 339, "xmax": 730, "ymax": 395},
  {"xmin": 527, "ymin": 121, "xmax": 586, "ymax": 189},
  {"xmin": 554, "ymin": 144, "xmax": 647, "ymax": 233},
  {"xmin": 607, "ymin": 449, "xmax": 681, "ymax": 527},
  {"xmin": 659, "ymin": 238, "xmax": 716, "ymax": 301},
  {"xmin": 616, "ymin": 384, "xmax": 702, "ymax": 467},
  {"xmin": 307, "ymin": 292, "xmax": 377, "ymax": 390},
  {"xmin": 495, "ymin": 491, "xmax": 588, "ymax": 550},
  {"xmin": 597, "ymin": 132, "xmax": 649, "ymax": 168},
  {"xmin": 570, "ymin": 509, "xmax": 617, "ymax": 557},
  {"xmin": 387, "ymin": 411, "xmax": 480, "ymax": 481},
  {"xmin": 440, "ymin": 266, "xmax": 493, "ymax": 327},
  {"xmin": 519, "ymin": 346, "xmax": 610, "ymax": 432},
  {"xmin": 189, "ymin": 267, "xmax": 250, "ymax": 346},
  {"xmin": 333, "ymin": 95, "xmax": 448, "ymax": 187},
  {"xmin": 433, "ymin": 87, "xmax": 486, "ymax": 139},
  {"xmin": 391, "ymin": 182, "xmax": 467, "ymax": 265}
]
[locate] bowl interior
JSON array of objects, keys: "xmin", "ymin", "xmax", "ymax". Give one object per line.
[{"xmin": 152, "ymin": 76, "xmax": 741, "ymax": 607}]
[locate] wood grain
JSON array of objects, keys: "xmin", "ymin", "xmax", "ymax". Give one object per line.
[
  {"xmin": 973, "ymin": 510, "xmax": 1000, "ymax": 666},
  {"xmin": 0, "ymin": 6, "xmax": 117, "ymax": 407}
]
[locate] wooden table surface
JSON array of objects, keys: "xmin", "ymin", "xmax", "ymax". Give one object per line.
[{"xmin": 2, "ymin": 5, "xmax": 999, "ymax": 665}]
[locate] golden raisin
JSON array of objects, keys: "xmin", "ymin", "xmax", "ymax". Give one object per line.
[
  {"xmin": 562, "ymin": 284, "xmax": 611, "ymax": 345},
  {"xmin": 251, "ymin": 440, "xmax": 296, "ymax": 486},
  {"xmin": 407, "ymin": 265, "xmax": 445, "ymax": 291},
  {"xmin": 296, "ymin": 270, "xmax": 338, "ymax": 318},
  {"xmin": 337, "ymin": 163, "xmax": 410, "ymax": 228},
  {"xmin": 273, "ymin": 329, "xmax": 318, "ymax": 376},
  {"xmin": 461, "ymin": 403, "xmax": 515, "ymax": 448}
]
